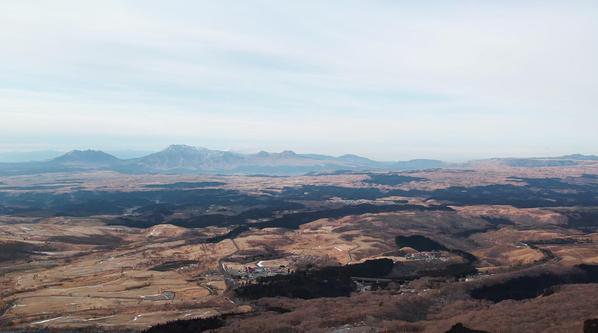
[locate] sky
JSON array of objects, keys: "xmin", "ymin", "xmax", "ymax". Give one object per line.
[{"xmin": 1, "ymin": 1, "xmax": 597, "ymax": 161}]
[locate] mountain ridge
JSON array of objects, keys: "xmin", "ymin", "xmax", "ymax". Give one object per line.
[
  {"xmin": 0, "ymin": 145, "xmax": 596, "ymax": 176},
  {"xmin": 51, "ymin": 149, "xmax": 121, "ymax": 166}
]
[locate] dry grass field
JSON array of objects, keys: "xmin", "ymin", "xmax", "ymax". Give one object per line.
[{"xmin": 1, "ymin": 164, "xmax": 598, "ymax": 332}]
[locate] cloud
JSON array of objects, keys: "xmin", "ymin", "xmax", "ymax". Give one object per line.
[{"xmin": 0, "ymin": 1, "xmax": 597, "ymax": 159}]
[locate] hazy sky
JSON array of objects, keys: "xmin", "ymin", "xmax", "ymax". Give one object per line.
[{"xmin": 1, "ymin": 1, "xmax": 597, "ymax": 161}]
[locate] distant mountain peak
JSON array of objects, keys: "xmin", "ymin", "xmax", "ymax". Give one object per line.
[
  {"xmin": 164, "ymin": 144, "xmax": 202, "ymax": 152},
  {"xmin": 52, "ymin": 149, "xmax": 119, "ymax": 165},
  {"xmin": 137, "ymin": 145, "xmax": 243, "ymax": 170},
  {"xmin": 338, "ymin": 154, "xmax": 374, "ymax": 162},
  {"xmin": 560, "ymin": 154, "xmax": 598, "ymax": 161},
  {"xmin": 61, "ymin": 149, "xmax": 114, "ymax": 158}
]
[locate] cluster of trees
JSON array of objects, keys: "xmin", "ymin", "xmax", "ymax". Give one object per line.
[{"xmin": 144, "ymin": 316, "xmax": 224, "ymax": 333}]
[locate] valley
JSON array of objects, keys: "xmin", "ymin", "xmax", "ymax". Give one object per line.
[{"xmin": 1, "ymin": 159, "xmax": 598, "ymax": 332}]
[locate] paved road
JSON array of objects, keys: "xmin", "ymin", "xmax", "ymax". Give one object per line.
[
  {"xmin": 218, "ymin": 238, "xmax": 241, "ymax": 290},
  {"xmin": 347, "ymin": 244, "xmax": 360, "ymax": 264}
]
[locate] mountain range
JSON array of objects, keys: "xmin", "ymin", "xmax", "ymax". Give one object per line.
[
  {"xmin": 0, "ymin": 145, "xmax": 445, "ymax": 176},
  {"xmin": 0, "ymin": 144, "xmax": 596, "ymax": 176}
]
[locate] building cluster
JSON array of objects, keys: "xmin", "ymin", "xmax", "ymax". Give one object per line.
[
  {"xmin": 231, "ymin": 264, "xmax": 290, "ymax": 282},
  {"xmin": 404, "ymin": 251, "xmax": 449, "ymax": 262}
]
